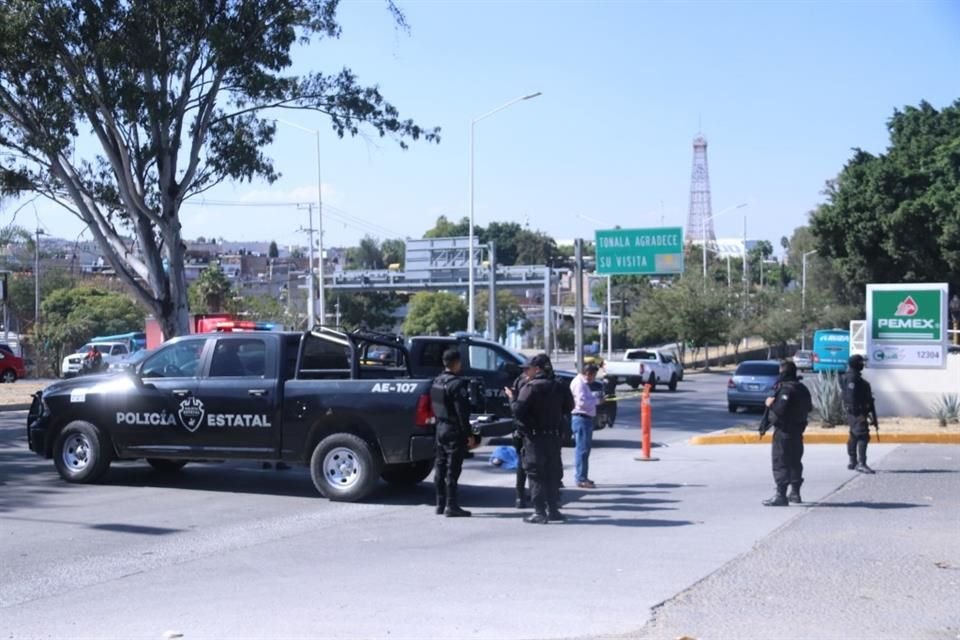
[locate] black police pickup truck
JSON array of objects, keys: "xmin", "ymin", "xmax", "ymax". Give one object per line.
[
  {"xmin": 405, "ymin": 334, "xmax": 617, "ymax": 440},
  {"xmin": 27, "ymin": 328, "xmax": 438, "ymax": 502}
]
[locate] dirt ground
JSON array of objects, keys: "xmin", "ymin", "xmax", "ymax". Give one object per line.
[{"xmin": 0, "ymin": 380, "xmax": 54, "ymax": 406}]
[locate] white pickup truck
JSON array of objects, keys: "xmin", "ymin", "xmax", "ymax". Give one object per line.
[{"xmin": 603, "ymin": 349, "xmax": 681, "ymax": 392}]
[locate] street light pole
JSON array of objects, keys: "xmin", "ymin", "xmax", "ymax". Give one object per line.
[
  {"xmin": 468, "ymin": 91, "xmax": 542, "ymax": 333},
  {"xmin": 801, "ymin": 249, "xmax": 818, "ymax": 350},
  {"xmin": 275, "ymin": 118, "xmax": 325, "ymax": 328}
]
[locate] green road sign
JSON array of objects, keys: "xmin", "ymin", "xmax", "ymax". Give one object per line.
[
  {"xmin": 595, "ymin": 227, "xmax": 684, "ymax": 275},
  {"xmin": 869, "ymin": 287, "xmax": 944, "ymax": 341}
]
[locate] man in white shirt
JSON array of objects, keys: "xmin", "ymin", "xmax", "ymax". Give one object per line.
[{"xmin": 569, "ymin": 364, "xmax": 599, "ymax": 488}]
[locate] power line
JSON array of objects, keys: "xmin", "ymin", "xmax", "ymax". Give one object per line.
[{"xmin": 183, "ymin": 197, "xmax": 405, "ymax": 239}]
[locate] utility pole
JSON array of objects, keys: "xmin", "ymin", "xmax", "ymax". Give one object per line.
[
  {"xmin": 298, "ymin": 204, "xmax": 317, "ymax": 329},
  {"xmin": 487, "ymin": 241, "xmax": 497, "ymax": 341},
  {"xmin": 606, "ymin": 274, "xmax": 613, "ymax": 361},
  {"xmin": 34, "ymin": 228, "xmax": 45, "ymax": 329},
  {"xmin": 574, "ymin": 239, "xmax": 584, "ymax": 373}
]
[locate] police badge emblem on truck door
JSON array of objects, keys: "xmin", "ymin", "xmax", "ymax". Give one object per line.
[{"xmin": 178, "ymin": 397, "xmax": 206, "ymax": 432}]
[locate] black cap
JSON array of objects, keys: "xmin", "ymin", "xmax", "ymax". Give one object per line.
[
  {"xmin": 528, "ymin": 354, "xmax": 551, "ymax": 369},
  {"xmin": 848, "ymin": 354, "xmax": 865, "ymax": 371}
]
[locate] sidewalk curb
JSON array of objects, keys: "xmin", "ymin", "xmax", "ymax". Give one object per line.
[
  {"xmin": 0, "ymin": 404, "xmax": 31, "ymax": 412},
  {"xmin": 690, "ymin": 431, "xmax": 960, "ymax": 445}
]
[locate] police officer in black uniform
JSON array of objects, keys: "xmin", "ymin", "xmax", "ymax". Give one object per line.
[
  {"xmin": 430, "ymin": 348, "xmax": 475, "ymax": 517},
  {"xmin": 842, "ymin": 354, "xmax": 878, "ymax": 474},
  {"xmin": 508, "ymin": 371, "xmax": 530, "ymax": 509},
  {"xmin": 511, "ymin": 354, "xmax": 574, "ymax": 524},
  {"xmin": 760, "ymin": 360, "xmax": 813, "ymax": 506}
]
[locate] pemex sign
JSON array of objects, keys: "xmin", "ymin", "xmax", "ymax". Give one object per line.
[{"xmin": 866, "ymin": 283, "xmax": 948, "ymax": 368}]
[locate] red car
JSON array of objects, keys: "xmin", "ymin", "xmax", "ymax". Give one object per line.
[{"xmin": 0, "ymin": 348, "xmax": 27, "ymax": 382}]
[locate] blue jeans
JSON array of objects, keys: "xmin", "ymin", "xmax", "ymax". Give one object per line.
[{"xmin": 572, "ymin": 414, "xmax": 594, "ymax": 483}]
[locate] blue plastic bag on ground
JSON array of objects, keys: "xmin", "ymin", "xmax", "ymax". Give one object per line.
[{"xmin": 489, "ymin": 445, "xmax": 518, "ymax": 470}]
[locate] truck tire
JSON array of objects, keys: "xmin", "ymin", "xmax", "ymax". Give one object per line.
[
  {"xmin": 728, "ymin": 403, "xmax": 738, "ymax": 414},
  {"xmin": 53, "ymin": 420, "xmax": 112, "ymax": 483},
  {"xmin": 310, "ymin": 433, "xmax": 381, "ymax": 502},
  {"xmin": 627, "ymin": 378, "xmax": 640, "ymax": 390},
  {"xmin": 146, "ymin": 458, "xmax": 188, "ymax": 473},
  {"xmin": 647, "ymin": 374, "xmax": 657, "ymax": 392},
  {"xmin": 668, "ymin": 374, "xmax": 678, "ymax": 392},
  {"xmin": 381, "ymin": 459, "xmax": 435, "ymax": 486}
]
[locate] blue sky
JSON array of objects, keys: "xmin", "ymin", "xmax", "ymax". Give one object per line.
[{"xmin": 17, "ymin": 0, "xmax": 960, "ymax": 254}]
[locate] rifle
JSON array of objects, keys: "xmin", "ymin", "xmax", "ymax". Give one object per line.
[
  {"xmin": 758, "ymin": 383, "xmax": 781, "ymax": 439},
  {"xmin": 759, "ymin": 405, "xmax": 772, "ymax": 438},
  {"xmin": 869, "ymin": 394, "xmax": 880, "ymax": 442}
]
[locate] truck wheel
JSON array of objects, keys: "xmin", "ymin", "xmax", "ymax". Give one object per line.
[
  {"xmin": 627, "ymin": 379, "xmax": 640, "ymax": 390},
  {"xmin": 1, "ymin": 368, "xmax": 17, "ymax": 383},
  {"xmin": 53, "ymin": 420, "xmax": 112, "ymax": 483},
  {"xmin": 311, "ymin": 433, "xmax": 381, "ymax": 502},
  {"xmin": 668, "ymin": 374, "xmax": 678, "ymax": 392},
  {"xmin": 146, "ymin": 458, "xmax": 188, "ymax": 473},
  {"xmin": 647, "ymin": 374, "xmax": 657, "ymax": 392},
  {"xmin": 728, "ymin": 403, "xmax": 738, "ymax": 414},
  {"xmin": 381, "ymin": 459, "xmax": 435, "ymax": 486}
]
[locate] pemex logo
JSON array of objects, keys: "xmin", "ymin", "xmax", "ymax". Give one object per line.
[{"xmin": 894, "ymin": 296, "xmax": 918, "ymax": 317}]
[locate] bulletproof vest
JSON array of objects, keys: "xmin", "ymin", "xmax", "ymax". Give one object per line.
[
  {"xmin": 776, "ymin": 380, "xmax": 812, "ymax": 434},
  {"xmin": 842, "ymin": 371, "xmax": 870, "ymax": 415},
  {"xmin": 430, "ymin": 372, "xmax": 460, "ymax": 423}
]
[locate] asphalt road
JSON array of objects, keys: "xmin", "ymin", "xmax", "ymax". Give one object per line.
[{"xmin": 1, "ymin": 373, "xmax": 955, "ymax": 640}]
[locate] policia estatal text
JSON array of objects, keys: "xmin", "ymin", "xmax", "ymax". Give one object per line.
[{"xmin": 430, "ymin": 349, "xmax": 477, "ymax": 517}]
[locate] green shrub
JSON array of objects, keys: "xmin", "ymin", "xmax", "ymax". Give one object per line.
[
  {"xmin": 931, "ymin": 393, "xmax": 960, "ymax": 427},
  {"xmin": 812, "ymin": 371, "xmax": 846, "ymax": 427}
]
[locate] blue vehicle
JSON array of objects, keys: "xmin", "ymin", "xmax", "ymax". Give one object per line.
[
  {"xmin": 727, "ymin": 360, "xmax": 780, "ymax": 413},
  {"xmin": 812, "ymin": 329, "xmax": 849, "ymax": 372},
  {"xmin": 92, "ymin": 332, "xmax": 147, "ymax": 353}
]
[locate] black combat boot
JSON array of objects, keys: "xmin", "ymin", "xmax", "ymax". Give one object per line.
[
  {"xmin": 787, "ymin": 482, "xmax": 802, "ymax": 504},
  {"xmin": 547, "ymin": 509, "xmax": 566, "ymax": 522},
  {"xmin": 444, "ymin": 502, "xmax": 472, "ymax": 517},
  {"xmin": 435, "ymin": 497, "xmax": 446, "ymax": 515},
  {"xmin": 762, "ymin": 486, "xmax": 789, "ymax": 507},
  {"xmin": 524, "ymin": 513, "xmax": 548, "ymax": 524},
  {"xmin": 847, "ymin": 460, "xmax": 857, "ymax": 470},
  {"xmin": 515, "ymin": 495, "xmax": 528, "ymax": 509},
  {"xmin": 855, "ymin": 462, "xmax": 875, "ymax": 474}
]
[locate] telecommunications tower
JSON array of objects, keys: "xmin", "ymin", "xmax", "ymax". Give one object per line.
[{"xmin": 686, "ymin": 134, "xmax": 715, "ymax": 246}]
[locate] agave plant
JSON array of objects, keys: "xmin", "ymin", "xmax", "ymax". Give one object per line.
[
  {"xmin": 812, "ymin": 370, "xmax": 846, "ymax": 427},
  {"xmin": 931, "ymin": 393, "xmax": 960, "ymax": 427}
]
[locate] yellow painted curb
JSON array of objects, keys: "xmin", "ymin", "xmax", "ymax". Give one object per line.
[{"xmin": 689, "ymin": 432, "xmax": 960, "ymax": 445}]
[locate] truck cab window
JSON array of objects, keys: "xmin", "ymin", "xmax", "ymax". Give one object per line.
[
  {"xmin": 210, "ymin": 339, "xmax": 267, "ymax": 377},
  {"xmin": 468, "ymin": 345, "xmax": 505, "ymax": 372},
  {"xmin": 142, "ymin": 340, "xmax": 206, "ymax": 378},
  {"xmin": 299, "ymin": 333, "xmax": 351, "ymax": 379},
  {"xmin": 419, "ymin": 342, "xmax": 446, "ymax": 369}
]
